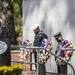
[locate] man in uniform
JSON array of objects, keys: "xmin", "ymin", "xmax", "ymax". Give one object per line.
[
  {"xmin": 53, "ymin": 32, "xmax": 67, "ymax": 75},
  {"xmin": 31, "ymin": 24, "xmax": 48, "ymax": 75}
]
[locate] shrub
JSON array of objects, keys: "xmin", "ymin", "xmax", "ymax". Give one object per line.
[{"xmin": 0, "ymin": 64, "xmax": 23, "ymax": 75}]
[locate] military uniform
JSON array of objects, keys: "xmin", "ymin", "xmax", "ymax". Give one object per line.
[
  {"xmin": 31, "ymin": 24, "xmax": 48, "ymax": 75},
  {"xmin": 55, "ymin": 42, "xmax": 67, "ymax": 75},
  {"xmin": 33, "ymin": 31, "xmax": 48, "ymax": 75},
  {"xmin": 53, "ymin": 32, "xmax": 67, "ymax": 75}
]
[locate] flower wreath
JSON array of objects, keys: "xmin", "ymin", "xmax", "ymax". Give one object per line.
[
  {"xmin": 38, "ymin": 39, "xmax": 53, "ymax": 64},
  {"xmin": 57, "ymin": 40, "xmax": 73, "ymax": 66},
  {"xmin": 19, "ymin": 40, "xmax": 32, "ymax": 60}
]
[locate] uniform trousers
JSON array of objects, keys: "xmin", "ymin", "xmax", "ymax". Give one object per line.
[
  {"xmin": 57, "ymin": 64, "xmax": 67, "ymax": 75},
  {"xmin": 34, "ymin": 53, "xmax": 46, "ymax": 75}
]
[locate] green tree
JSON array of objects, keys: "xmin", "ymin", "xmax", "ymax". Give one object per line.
[
  {"xmin": 0, "ymin": 0, "xmax": 23, "ymax": 45},
  {"xmin": 1, "ymin": 0, "xmax": 17, "ymax": 44},
  {"xmin": 13, "ymin": 0, "xmax": 22, "ymax": 45}
]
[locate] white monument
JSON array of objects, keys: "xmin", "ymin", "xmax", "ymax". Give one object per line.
[{"xmin": 22, "ymin": 0, "xmax": 75, "ymax": 74}]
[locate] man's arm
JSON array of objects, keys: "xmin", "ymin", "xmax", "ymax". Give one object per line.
[{"xmin": 42, "ymin": 33, "xmax": 48, "ymax": 40}]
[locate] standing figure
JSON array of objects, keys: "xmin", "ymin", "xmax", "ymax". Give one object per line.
[
  {"xmin": 53, "ymin": 32, "xmax": 73, "ymax": 75},
  {"xmin": 31, "ymin": 24, "xmax": 48, "ymax": 75}
]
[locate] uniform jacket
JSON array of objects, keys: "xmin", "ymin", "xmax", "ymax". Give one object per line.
[{"xmin": 33, "ymin": 31, "xmax": 48, "ymax": 47}]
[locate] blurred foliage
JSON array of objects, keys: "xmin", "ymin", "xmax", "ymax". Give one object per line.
[
  {"xmin": 11, "ymin": 47, "xmax": 20, "ymax": 51},
  {"xmin": 0, "ymin": 0, "xmax": 22, "ymax": 45},
  {"xmin": 0, "ymin": 64, "xmax": 23, "ymax": 75},
  {"xmin": 13, "ymin": 0, "xmax": 21, "ymax": 35}
]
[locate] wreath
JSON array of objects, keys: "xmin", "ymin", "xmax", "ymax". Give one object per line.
[
  {"xmin": 19, "ymin": 39, "xmax": 53, "ymax": 64},
  {"xmin": 38, "ymin": 39, "xmax": 53, "ymax": 64},
  {"xmin": 19, "ymin": 40, "xmax": 32, "ymax": 60},
  {"xmin": 57, "ymin": 40, "xmax": 73, "ymax": 66}
]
